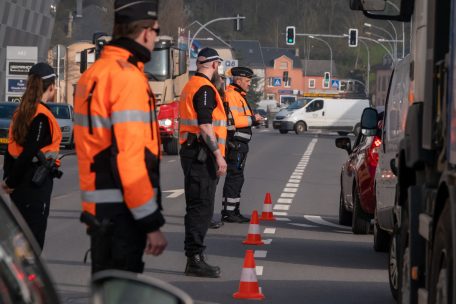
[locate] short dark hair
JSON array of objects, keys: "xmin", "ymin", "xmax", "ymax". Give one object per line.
[{"xmin": 112, "ymin": 19, "xmax": 156, "ymax": 40}]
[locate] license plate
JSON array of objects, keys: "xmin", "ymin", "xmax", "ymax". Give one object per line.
[
  {"xmin": 0, "ymin": 138, "xmax": 8, "ymax": 144},
  {"xmin": 273, "ymin": 122, "xmax": 281, "ymax": 127}
]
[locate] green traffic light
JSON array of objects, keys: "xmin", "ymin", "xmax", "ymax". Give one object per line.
[{"xmin": 288, "ymin": 39, "xmax": 293, "ymax": 43}]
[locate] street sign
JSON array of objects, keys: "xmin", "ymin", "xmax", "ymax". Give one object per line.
[
  {"xmin": 273, "ymin": 78, "xmax": 282, "ymax": 86},
  {"xmin": 7, "ymin": 96, "xmax": 22, "ymax": 102},
  {"xmin": 331, "ymin": 79, "xmax": 340, "ymax": 90},
  {"xmin": 224, "ymin": 60, "xmax": 238, "ymax": 69},
  {"xmin": 7, "ymin": 79, "xmax": 27, "ymax": 93},
  {"xmin": 8, "ymin": 62, "xmax": 34, "ymax": 75},
  {"xmin": 278, "ymin": 89, "xmax": 293, "ymax": 94}
]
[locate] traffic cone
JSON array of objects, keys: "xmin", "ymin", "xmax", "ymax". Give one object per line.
[
  {"xmin": 233, "ymin": 250, "xmax": 265, "ymax": 300},
  {"xmin": 243, "ymin": 210, "xmax": 264, "ymax": 245},
  {"xmin": 260, "ymin": 192, "xmax": 276, "ymax": 221}
]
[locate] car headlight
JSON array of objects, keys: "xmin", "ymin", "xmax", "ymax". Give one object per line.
[
  {"xmin": 159, "ymin": 119, "xmax": 172, "ymax": 127},
  {"xmin": 286, "ymin": 113, "xmax": 293, "ymax": 118},
  {"xmin": 61, "ymin": 126, "xmax": 71, "ymax": 132}
]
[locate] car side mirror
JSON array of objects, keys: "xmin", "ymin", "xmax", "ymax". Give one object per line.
[
  {"xmin": 360, "ymin": 108, "xmax": 378, "ymax": 136},
  {"xmin": 335, "ymin": 137, "xmax": 352, "ymax": 154},
  {"xmin": 91, "ymin": 270, "xmax": 193, "ymax": 304}
]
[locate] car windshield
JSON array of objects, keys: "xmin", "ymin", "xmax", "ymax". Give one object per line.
[
  {"xmin": 287, "ymin": 99, "xmax": 312, "ymax": 110},
  {"xmin": 48, "ymin": 105, "xmax": 70, "ymax": 119},
  {"xmin": 254, "ymin": 109, "xmax": 267, "ymax": 116},
  {"xmin": 0, "ymin": 104, "xmax": 18, "ymax": 119}
]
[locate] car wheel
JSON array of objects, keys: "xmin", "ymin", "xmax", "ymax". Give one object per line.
[
  {"xmin": 279, "ymin": 130, "xmax": 288, "ymax": 134},
  {"xmin": 398, "ymin": 201, "xmax": 410, "ymax": 304},
  {"xmin": 352, "ymin": 189, "xmax": 370, "ymax": 234},
  {"xmin": 373, "ymin": 221, "xmax": 390, "ymax": 252},
  {"xmin": 339, "ymin": 189, "xmax": 352, "ymax": 226},
  {"xmin": 295, "ymin": 122, "xmax": 307, "ymax": 135},
  {"xmin": 389, "ymin": 232, "xmax": 399, "ymax": 300},
  {"xmin": 429, "ymin": 202, "xmax": 452, "ymax": 304}
]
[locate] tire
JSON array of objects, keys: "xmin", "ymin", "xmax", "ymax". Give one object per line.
[
  {"xmin": 279, "ymin": 130, "xmax": 288, "ymax": 134},
  {"xmin": 373, "ymin": 221, "xmax": 390, "ymax": 252},
  {"xmin": 398, "ymin": 202, "xmax": 410, "ymax": 304},
  {"xmin": 163, "ymin": 137, "xmax": 179, "ymax": 155},
  {"xmin": 429, "ymin": 202, "xmax": 453, "ymax": 304},
  {"xmin": 337, "ymin": 131, "xmax": 349, "ymax": 136},
  {"xmin": 295, "ymin": 122, "xmax": 307, "ymax": 135},
  {"xmin": 339, "ymin": 189, "xmax": 352, "ymax": 226},
  {"xmin": 353, "ymin": 123, "xmax": 361, "ymax": 137},
  {"xmin": 389, "ymin": 232, "xmax": 399, "ymax": 300},
  {"xmin": 352, "ymin": 189, "xmax": 371, "ymax": 234}
]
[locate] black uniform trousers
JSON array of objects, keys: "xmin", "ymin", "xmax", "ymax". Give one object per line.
[
  {"xmin": 89, "ymin": 208, "xmax": 147, "ymax": 274},
  {"xmin": 180, "ymin": 144, "xmax": 218, "ymax": 257},
  {"xmin": 222, "ymin": 141, "xmax": 249, "ymax": 211},
  {"xmin": 10, "ymin": 164, "xmax": 53, "ymax": 251}
]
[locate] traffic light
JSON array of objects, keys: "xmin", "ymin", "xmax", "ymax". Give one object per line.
[
  {"xmin": 286, "ymin": 26, "xmax": 296, "ymax": 46},
  {"xmin": 348, "ymin": 28, "xmax": 358, "ymax": 47},
  {"xmin": 323, "ymin": 72, "xmax": 330, "ymax": 88}
]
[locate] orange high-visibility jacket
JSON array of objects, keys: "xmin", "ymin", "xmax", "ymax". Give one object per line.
[
  {"xmin": 225, "ymin": 84, "xmax": 254, "ymax": 142},
  {"xmin": 179, "ymin": 75, "xmax": 227, "ymax": 156},
  {"xmin": 8, "ymin": 103, "xmax": 62, "ymax": 160},
  {"xmin": 74, "ymin": 45, "xmax": 163, "ymax": 231}
]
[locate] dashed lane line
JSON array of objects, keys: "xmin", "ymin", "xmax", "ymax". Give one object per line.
[
  {"xmin": 273, "ymin": 204, "xmax": 290, "ymax": 211},
  {"xmin": 254, "ymin": 250, "xmax": 268, "ymax": 258},
  {"xmin": 283, "ymin": 188, "xmax": 298, "ymax": 193},
  {"xmin": 281, "ymin": 193, "xmax": 295, "ymax": 198},
  {"xmin": 256, "ymin": 266, "xmax": 264, "ymax": 276},
  {"xmin": 289, "ymin": 223, "xmax": 318, "ymax": 228},
  {"xmin": 277, "ymin": 198, "xmax": 293, "ymax": 204},
  {"xmin": 264, "ymin": 228, "xmax": 276, "ymax": 234},
  {"xmin": 285, "ymin": 183, "xmax": 299, "ymax": 188},
  {"xmin": 276, "ymin": 217, "xmax": 291, "ymax": 222},
  {"xmin": 303, "ymin": 215, "xmax": 350, "ymax": 230},
  {"xmin": 273, "ymin": 211, "xmax": 288, "ymax": 216}
]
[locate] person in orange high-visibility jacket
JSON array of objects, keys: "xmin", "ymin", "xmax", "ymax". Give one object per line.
[
  {"xmin": 2, "ymin": 62, "xmax": 62, "ymax": 251},
  {"xmin": 179, "ymin": 47, "xmax": 227, "ymax": 278},
  {"xmin": 74, "ymin": 0, "xmax": 166, "ymax": 274},
  {"xmin": 220, "ymin": 67, "xmax": 263, "ymax": 223}
]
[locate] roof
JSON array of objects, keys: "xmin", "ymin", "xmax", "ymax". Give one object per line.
[
  {"xmin": 261, "ymin": 47, "xmax": 302, "ymax": 69},
  {"xmin": 301, "ymin": 59, "xmax": 338, "ymax": 77},
  {"xmin": 229, "ymin": 40, "xmax": 264, "ymax": 69}
]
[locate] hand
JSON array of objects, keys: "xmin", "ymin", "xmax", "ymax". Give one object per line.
[
  {"xmin": 1, "ymin": 181, "xmax": 14, "ymax": 194},
  {"xmin": 254, "ymin": 114, "xmax": 263, "ymax": 121},
  {"xmin": 144, "ymin": 230, "xmax": 167, "ymax": 256},
  {"xmin": 215, "ymin": 154, "xmax": 227, "ymax": 176}
]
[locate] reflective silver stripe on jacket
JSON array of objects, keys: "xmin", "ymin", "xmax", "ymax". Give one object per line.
[
  {"xmin": 217, "ymin": 137, "xmax": 226, "ymax": 145},
  {"xmin": 130, "ymin": 195, "xmax": 158, "ymax": 220},
  {"xmin": 234, "ymin": 132, "xmax": 252, "ymax": 140},
  {"xmin": 227, "ymin": 125, "xmax": 236, "ymax": 131},
  {"xmin": 212, "ymin": 120, "xmax": 227, "ymax": 127},
  {"xmin": 74, "ymin": 113, "xmax": 111, "ymax": 129},
  {"xmin": 229, "ymin": 106, "xmax": 244, "ymax": 113},
  {"xmin": 246, "ymin": 116, "xmax": 253, "ymax": 126},
  {"xmin": 81, "ymin": 189, "xmax": 123, "ymax": 203},
  {"xmin": 180, "ymin": 119, "xmax": 199, "ymax": 126},
  {"xmin": 112, "ymin": 110, "xmax": 156, "ymax": 124}
]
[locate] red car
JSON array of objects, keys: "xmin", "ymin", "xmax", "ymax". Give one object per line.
[{"xmin": 335, "ymin": 115, "xmax": 383, "ymax": 234}]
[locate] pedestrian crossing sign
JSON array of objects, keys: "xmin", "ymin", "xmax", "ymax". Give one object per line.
[{"xmin": 273, "ymin": 78, "xmax": 282, "ymax": 86}]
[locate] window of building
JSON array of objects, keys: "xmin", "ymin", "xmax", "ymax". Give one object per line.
[
  {"xmin": 279, "ymin": 62, "xmax": 288, "ymax": 70},
  {"xmin": 267, "ymin": 77, "xmax": 273, "ymax": 87},
  {"xmin": 308, "ymin": 79, "xmax": 315, "ymax": 88},
  {"xmin": 267, "ymin": 94, "xmax": 275, "ymax": 100},
  {"xmin": 284, "ymin": 78, "xmax": 292, "ymax": 87}
]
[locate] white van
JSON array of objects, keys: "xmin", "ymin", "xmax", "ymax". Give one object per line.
[{"xmin": 272, "ymin": 98, "xmax": 370, "ymax": 135}]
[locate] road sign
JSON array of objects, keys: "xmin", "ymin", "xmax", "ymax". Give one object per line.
[
  {"xmin": 8, "ymin": 62, "xmax": 34, "ymax": 75},
  {"xmin": 7, "ymin": 79, "xmax": 27, "ymax": 93},
  {"xmin": 7, "ymin": 96, "xmax": 22, "ymax": 102},
  {"xmin": 224, "ymin": 60, "xmax": 238, "ymax": 68},
  {"xmin": 273, "ymin": 78, "xmax": 282, "ymax": 86},
  {"xmin": 331, "ymin": 79, "xmax": 340, "ymax": 90}
]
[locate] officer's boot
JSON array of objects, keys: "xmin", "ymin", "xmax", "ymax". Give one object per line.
[
  {"xmin": 221, "ymin": 200, "xmax": 250, "ymax": 223},
  {"xmin": 185, "ymin": 253, "xmax": 221, "ymax": 278}
]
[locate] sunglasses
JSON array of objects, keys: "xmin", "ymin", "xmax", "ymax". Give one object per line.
[{"xmin": 143, "ymin": 26, "xmax": 160, "ymax": 36}]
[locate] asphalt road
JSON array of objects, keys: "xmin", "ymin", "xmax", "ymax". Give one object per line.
[{"xmin": 0, "ymin": 128, "xmax": 394, "ymax": 304}]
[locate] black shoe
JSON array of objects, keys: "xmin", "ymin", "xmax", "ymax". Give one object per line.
[
  {"xmin": 221, "ymin": 210, "xmax": 250, "ymax": 223},
  {"xmin": 185, "ymin": 254, "xmax": 221, "ymax": 278},
  {"xmin": 209, "ymin": 218, "xmax": 224, "ymax": 229}
]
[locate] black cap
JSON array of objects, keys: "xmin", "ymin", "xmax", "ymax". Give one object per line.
[
  {"xmin": 29, "ymin": 62, "xmax": 56, "ymax": 80},
  {"xmin": 230, "ymin": 67, "xmax": 254, "ymax": 78},
  {"xmin": 114, "ymin": 0, "xmax": 159, "ymax": 24},
  {"xmin": 197, "ymin": 48, "xmax": 223, "ymax": 64}
]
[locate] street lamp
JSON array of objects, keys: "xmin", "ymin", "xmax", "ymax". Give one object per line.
[
  {"xmin": 364, "ymin": 31, "xmax": 394, "ymax": 55},
  {"xmin": 359, "ymin": 40, "xmax": 370, "ymax": 95},
  {"xmin": 364, "ymin": 22, "xmax": 397, "ymax": 61},
  {"xmin": 386, "ymin": 0, "xmax": 406, "ymax": 58},
  {"xmin": 309, "ymin": 35, "xmax": 333, "ymax": 77}
]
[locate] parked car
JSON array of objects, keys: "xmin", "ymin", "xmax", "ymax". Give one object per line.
[
  {"xmin": 0, "ymin": 102, "xmax": 19, "ymax": 154},
  {"xmin": 253, "ymin": 108, "xmax": 269, "ymax": 128},
  {"xmin": 373, "ymin": 55, "xmax": 411, "ymax": 299},
  {"xmin": 46, "ymin": 102, "xmax": 74, "ymax": 149},
  {"xmin": 336, "ymin": 109, "xmax": 384, "ymax": 234},
  {"xmin": 273, "ymin": 98, "xmax": 370, "ymax": 135},
  {"xmin": 0, "ymin": 187, "xmax": 193, "ymax": 304}
]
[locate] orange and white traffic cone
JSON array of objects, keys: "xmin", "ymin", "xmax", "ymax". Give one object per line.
[
  {"xmin": 260, "ymin": 192, "xmax": 276, "ymax": 221},
  {"xmin": 243, "ymin": 210, "xmax": 264, "ymax": 245},
  {"xmin": 233, "ymin": 250, "xmax": 265, "ymax": 300}
]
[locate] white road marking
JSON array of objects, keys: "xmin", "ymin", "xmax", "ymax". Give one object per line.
[
  {"xmin": 259, "ymin": 129, "xmax": 269, "ymax": 133},
  {"xmin": 290, "ymin": 175, "xmax": 302, "ymax": 179},
  {"xmin": 162, "ymin": 189, "xmax": 185, "ymax": 198},
  {"xmin": 168, "ymin": 160, "xmax": 176, "ymax": 163},
  {"xmin": 273, "ymin": 204, "xmax": 290, "ymax": 211},
  {"xmin": 281, "ymin": 193, "xmax": 295, "ymax": 198},
  {"xmin": 294, "ymin": 169, "xmax": 305, "ymax": 172},
  {"xmin": 273, "ymin": 211, "xmax": 288, "ymax": 216},
  {"xmin": 284, "ymin": 188, "xmax": 298, "ymax": 193},
  {"xmin": 289, "ymin": 223, "xmax": 317, "ymax": 228},
  {"xmin": 276, "ymin": 217, "xmax": 291, "ymax": 222},
  {"xmin": 263, "ymin": 239, "xmax": 273, "ymax": 245},
  {"xmin": 264, "ymin": 228, "xmax": 276, "ymax": 234},
  {"xmin": 286, "ymin": 183, "xmax": 299, "ymax": 188},
  {"xmin": 304, "ymin": 215, "xmax": 350, "ymax": 230},
  {"xmin": 256, "ymin": 266, "xmax": 264, "ymax": 276},
  {"xmin": 254, "ymin": 250, "xmax": 268, "ymax": 258},
  {"xmin": 277, "ymin": 198, "xmax": 292, "ymax": 204},
  {"xmin": 288, "ymin": 179, "xmax": 301, "ymax": 183}
]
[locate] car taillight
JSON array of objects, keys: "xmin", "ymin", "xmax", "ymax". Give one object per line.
[{"xmin": 368, "ymin": 136, "xmax": 382, "ymax": 167}]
